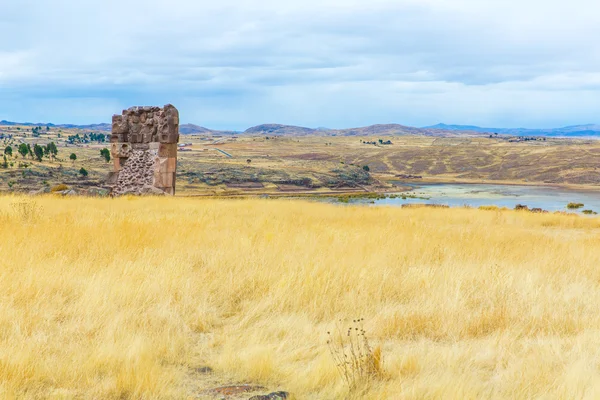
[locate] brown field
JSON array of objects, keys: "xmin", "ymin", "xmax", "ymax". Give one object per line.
[{"xmin": 2, "ymin": 125, "xmax": 600, "ymax": 195}]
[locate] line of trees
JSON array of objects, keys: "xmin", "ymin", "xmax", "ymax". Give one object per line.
[
  {"xmin": 31, "ymin": 126, "xmax": 49, "ymax": 137},
  {"xmin": 67, "ymin": 132, "xmax": 107, "ymax": 144},
  {"xmin": 12, "ymin": 142, "xmax": 59, "ymax": 162}
]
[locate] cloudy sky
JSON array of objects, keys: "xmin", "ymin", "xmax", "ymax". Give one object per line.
[{"xmin": 1, "ymin": 0, "xmax": 600, "ymax": 129}]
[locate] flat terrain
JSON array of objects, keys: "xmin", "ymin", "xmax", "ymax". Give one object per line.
[
  {"xmin": 1, "ymin": 196, "xmax": 600, "ymax": 398},
  {"xmin": 3, "ymin": 125, "xmax": 600, "ymax": 196},
  {"xmin": 194, "ymin": 135, "xmax": 600, "ymax": 187}
]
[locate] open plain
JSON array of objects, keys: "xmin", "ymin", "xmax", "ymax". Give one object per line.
[{"xmin": 3, "ymin": 124, "xmax": 600, "ymax": 196}]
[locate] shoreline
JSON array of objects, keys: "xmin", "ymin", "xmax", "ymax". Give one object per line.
[
  {"xmin": 175, "ymin": 177, "xmax": 600, "ymax": 199},
  {"xmin": 382, "ymin": 176, "xmax": 600, "ymax": 192}
]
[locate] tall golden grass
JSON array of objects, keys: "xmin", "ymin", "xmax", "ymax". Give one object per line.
[{"xmin": 1, "ymin": 196, "xmax": 600, "ymax": 399}]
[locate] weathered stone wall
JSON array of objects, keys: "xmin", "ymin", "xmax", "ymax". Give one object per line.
[{"xmin": 109, "ymin": 104, "xmax": 179, "ymax": 195}]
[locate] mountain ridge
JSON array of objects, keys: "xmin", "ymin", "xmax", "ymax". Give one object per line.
[
  {"xmin": 424, "ymin": 123, "xmax": 600, "ymax": 137},
  {"xmin": 2, "ymin": 120, "xmax": 600, "ymax": 137},
  {"xmin": 242, "ymin": 123, "xmax": 479, "ymax": 137}
]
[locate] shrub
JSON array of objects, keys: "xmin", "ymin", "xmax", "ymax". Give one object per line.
[
  {"xmin": 567, "ymin": 203, "xmax": 584, "ymax": 209},
  {"xmin": 582, "ymin": 210, "xmax": 597, "ymax": 215},
  {"xmin": 79, "ymin": 167, "xmax": 88, "ymax": 177},
  {"xmin": 100, "ymin": 148, "xmax": 111, "ymax": 163},
  {"xmin": 51, "ymin": 184, "xmax": 69, "ymax": 193}
]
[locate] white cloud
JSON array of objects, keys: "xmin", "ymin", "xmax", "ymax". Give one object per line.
[{"xmin": 1, "ymin": 0, "xmax": 600, "ymax": 128}]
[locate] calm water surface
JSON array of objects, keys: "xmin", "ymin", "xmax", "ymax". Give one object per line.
[{"xmin": 371, "ymin": 183, "xmax": 600, "ymax": 214}]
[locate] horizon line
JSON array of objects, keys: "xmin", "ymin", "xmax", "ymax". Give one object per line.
[{"xmin": 1, "ymin": 119, "xmax": 598, "ymax": 132}]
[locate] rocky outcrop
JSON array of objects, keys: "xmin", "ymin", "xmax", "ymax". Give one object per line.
[
  {"xmin": 207, "ymin": 385, "xmax": 266, "ymax": 396},
  {"xmin": 249, "ymin": 391, "xmax": 290, "ymax": 400},
  {"xmin": 109, "ymin": 105, "xmax": 179, "ymax": 195}
]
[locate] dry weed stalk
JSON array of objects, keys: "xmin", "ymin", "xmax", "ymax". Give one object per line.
[
  {"xmin": 10, "ymin": 200, "xmax": 42, "ymax": 222},
  {"xmin": 327, "ymin": 318, "xmax": 383, "ymax": 389}
]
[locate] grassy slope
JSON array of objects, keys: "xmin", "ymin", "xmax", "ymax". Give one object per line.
[{"xmin": 1, "ymin": 197, "xmax": 600, "ymax": 398}]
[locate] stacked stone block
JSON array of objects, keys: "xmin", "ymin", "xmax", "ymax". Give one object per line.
[{"xmin": 109, "ymin": 104, "xmax": 179, "ymax": 195}]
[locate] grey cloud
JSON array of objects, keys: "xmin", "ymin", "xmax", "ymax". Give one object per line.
[{"xmin": 1, "ymin": 0, "xmax": 600, "ymax": 128}]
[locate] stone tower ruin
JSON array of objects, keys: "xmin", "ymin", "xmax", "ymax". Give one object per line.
[{"xmin": 109, "ymin": 104, "xmax": 179, "ymax": 196}]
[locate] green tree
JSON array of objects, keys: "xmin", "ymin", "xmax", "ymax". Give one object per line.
[
  {"xmin": 69, "ymin": 153, "xmax": 77, "ymax": 165},
  {"xmin": 18, "ymin": 143, "xmax": 28, "ymax": 158},
  {"xmin": 79, "ymin": 167, "xmax": 88, "ymax": 177},
  {"xmin": 4, "ymin": 146, "xmax": 12, "ymax": 157},
  {"xmin": 33, "ymin": 144, "xmax": 44, "ymax": 162},
  {"xmin": 363, "ymin": 165, "xmax": 370, "ymax": 172},
  {"xmin": 26, "ymin": 144, "xmax": 33, "ymax": 159},
  {"xmin": 100, "ymin": 148, "xmax": 111, "ymax": 163},
  {"xmin": 1, "ymin": 155, "xmax": 7, "ymax": 169},
  {"xmin": 46, "ymin": 142, "xmax": 58, "ymax": 160}
]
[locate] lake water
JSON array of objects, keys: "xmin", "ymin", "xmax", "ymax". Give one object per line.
[{"xmin": 370, "ymin": 183, "xmax": 600, "ymax": 214}]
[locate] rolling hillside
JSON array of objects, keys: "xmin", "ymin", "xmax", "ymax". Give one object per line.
[
  {"xmin": 426, "ymin": 123, "xmax": 600, "ymax": 137},
  {"xmin": 3, "ymin": 119, "xmax": 600, "ymax": 137},
  {"xmin": 242, "ymin": 123, "xmax": 481, "ymax": 137}
]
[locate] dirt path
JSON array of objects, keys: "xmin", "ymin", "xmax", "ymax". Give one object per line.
[{"xmin": 215, "ymin": 148, "xmax": 233, "ymax": 158}]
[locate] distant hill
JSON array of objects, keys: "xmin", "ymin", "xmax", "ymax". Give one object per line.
[
  {"xmin": 243, "ymin": 123, "xmax": 470, "ymax": 137},
  {"xmin": 425, "ymin": 123, "xmax": 600, "ymax": 137},
  {"xmin": 179, "ymin": 124, "xmax": 212, "ymax": 134},
  {"xmin": 244, "ymin": 124, "xmax": 319, "ymax": 136},
  {"xmin": 59, "ymin": 123, "xmax": 112, "ymax": 131},
  {"xmin": 3, "ymin": 119, "xmax": 600, "ymax": 138},
  {"xmin": 0, "ymin": 120, "xmax": 112, "ymax": 131},
  {"xmin": 179, "ymin": 124, "xmax": 238, "ymax": 135},
  {"xmin": 337, "ymin": 123, "xmax": 441, "ymax": 136},
  {"xmin": 0, "ymin": 120, "xmax": 236, "ymax": 135}
]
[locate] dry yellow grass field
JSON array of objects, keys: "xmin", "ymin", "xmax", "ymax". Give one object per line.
[{"xmin": 1, "ymin": 196, "xmax": 600, "ymax": 399}]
